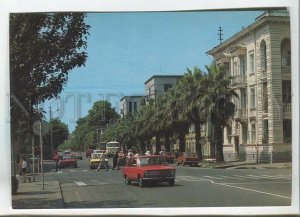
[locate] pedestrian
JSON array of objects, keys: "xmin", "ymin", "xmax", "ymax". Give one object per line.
[
  {"xmin": 145, "ymin": 150, "xmax": 151, "ymax": 156},
  {"xmin": 112, "ymin": 150, "xmax": 119, "ymax": 170},
  {"xmin": 127, "ymin": 149, "xmax": 133, "ymax": 158},
  {"xmin": 97, "ymin": 151, "xmax": 108, "ymax": 171},
  {"xmin": 20, "ymin": 157, "xmax": 28, "ymax": 183},
  {"xmin": 53, "ymin": 151, "xmax": 60, "ymax": 172}
]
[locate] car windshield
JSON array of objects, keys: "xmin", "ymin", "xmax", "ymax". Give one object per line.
[
  {"xmin": 91, "ymin": 154, "xmax": 101, "ymax": 159},
  {"xmin": 62, "ymin": 155, "xmax": 72, "ymax": 160},
  {"xmin": 184, "ymin": 153, "xmax": 196, "ymax": 157},
  {"xmin": 138, "ymin": 157, "xmax": 166, "ymax": 166}
]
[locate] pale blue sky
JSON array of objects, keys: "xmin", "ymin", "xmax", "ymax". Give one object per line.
[{"xmin": 44, "ymin": 10, "xmax": 264, "ymax": 132}]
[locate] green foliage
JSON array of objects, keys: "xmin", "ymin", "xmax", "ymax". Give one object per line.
[{"xmin": 45, "ymin": 118, "xmax": 69, "ymax": 151}]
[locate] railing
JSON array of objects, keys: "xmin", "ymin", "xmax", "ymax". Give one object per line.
[
  {"xmin": 232, "ymin": 75, "xmax": 246, "ymax": 84},
  {"xmin": 234, "ymin": 108, "xmax": 247, "ymax": 119},
  {"xmin": 283, "ymin": 103, "xmax": 291, "ymax": 112}
]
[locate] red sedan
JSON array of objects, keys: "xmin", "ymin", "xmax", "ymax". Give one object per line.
[
  {"xmin": 176, "ymin": 152, "xmax": 199, "ymax": 166},
  {"xmin": 122, "ymin": 155, "xmax": 176, "ymax": 187},
  {"xmin": 59, "ymin": 155, "xmax": 78, "ymax": 168}
]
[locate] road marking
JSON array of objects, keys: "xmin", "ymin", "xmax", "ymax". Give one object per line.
[
  {"xmin": 210, "ymin": 180, "xmax": 291, "ymax": 200},
  {"xmin": 176, "ymin": 176, "xmax": 209, "ymax": 182},
  {"xmin": 203, "ymin": 176, "xmax": 224, "ymax": 180},
  {"xmin": 82, "ymin": 170, "xmax": 88, "ymax": 172},
  {"xmin": 218, "ymin": 175, "xmax": 244, "ymax": 180},
  {"xmin": 258, "ymin": 175, "xmax": 291, "ymax": 180},
  {"xmin": 74, "ymin": 181, "xmax": 87, "ymax": 186}
]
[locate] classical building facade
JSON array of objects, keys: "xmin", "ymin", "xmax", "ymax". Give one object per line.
[{"xmin": 207, "ymin": 10, "xmax": 291, "ymax": 163}]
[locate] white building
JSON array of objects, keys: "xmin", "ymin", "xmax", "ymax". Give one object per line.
[
  {"xmin": 120, "ymin": 96, "xmax": 144, "ymax": 117},
  {"xmin": 144, "ymin": 75, "xmax": 183, "ymax": 100},
  {"xmin": 207, "ymin": 10, "xmax": 291, "ymax": 163}
]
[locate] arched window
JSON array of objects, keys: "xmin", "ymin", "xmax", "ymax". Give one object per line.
[
  {"xmin": 281, "ymin": 39, "xmax": 291, "ymax": 66},
  {"xmin": 260, "ymin": 40, "xmax": 267, "ymax": 71}
]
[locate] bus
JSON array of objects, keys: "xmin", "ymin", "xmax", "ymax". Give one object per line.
[{"xmin": 106, "ymin": 141, "xmax": 120, "ymax": 157}]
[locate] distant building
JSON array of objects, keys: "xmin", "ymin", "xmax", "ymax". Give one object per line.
[
  {"xmin": 144, "ymin": 75, "xmax": 183, "ymax": 100},
  {"xmin": 206, "ymin": 10, "xmax": 291, "ymax": 163},
  {"xmin": 120, "ymin": 96, "xmax": 144, "ymax": 117}
]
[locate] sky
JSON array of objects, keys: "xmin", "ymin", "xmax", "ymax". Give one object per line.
[{"xmin": 43, "ymin": 10, "xmax": 264, "ymax": 132}]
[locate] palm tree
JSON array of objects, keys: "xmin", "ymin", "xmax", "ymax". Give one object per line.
[
  {"xmin": 173, "ymin": 67, "xmax": 207, "ymax": 161},
  {"xmin": 201, "ymin": 60, "xmax": 238, "ymax": 162}
]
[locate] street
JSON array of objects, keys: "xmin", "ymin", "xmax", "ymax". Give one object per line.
[{"xmin": 43, "ymin": 155, "xmax": 291, "ymax": 208}]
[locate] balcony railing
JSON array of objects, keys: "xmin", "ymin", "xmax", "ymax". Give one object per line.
[
  {"xmin": 283, "ymin": 103, "xmax": 291, "ymax": 112},
  {"xmin": 231, "ymin": 75, "xmax": 246, "ymax": 88}
]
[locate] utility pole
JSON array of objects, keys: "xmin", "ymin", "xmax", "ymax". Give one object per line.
[
  {"xmin": 218, "ymin": 26, "xmax": 223, "ymax": 44},
  {"xmin": 49, "ymin": 106, "xmax": 53, "ymax": 157}
]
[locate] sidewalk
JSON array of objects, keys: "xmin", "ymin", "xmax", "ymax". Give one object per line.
[
  {"xmin": 12, "ymin": 176, "xmax": 64, "ymax": 209},
  {"xmin": 200, "ymin": 160, "xmax": 292, "ymax": 169}
]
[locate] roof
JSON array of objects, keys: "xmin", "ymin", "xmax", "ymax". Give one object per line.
[
  {"xmin": 206, "ymin": 10, "xmax": 289, "ymax": 56},
  {"xmin": 120, "ymin": 95, "xmax": 144, "ymax": 101},
  {"xmin": 144, "ymin": 75, "xmax": 183, "ymax": 85}
]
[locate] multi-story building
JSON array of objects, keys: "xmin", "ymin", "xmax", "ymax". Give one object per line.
[
  {"xmin": 144, "ymin": 75, "xmax": 183, "ymax": 100},
  {"xmin": 207, "ymin": 10, "xmax": 291, "ymax": 163},
  {"xmin": 120, "ymin": 96, "xmax": 144, "ymax": 117}
]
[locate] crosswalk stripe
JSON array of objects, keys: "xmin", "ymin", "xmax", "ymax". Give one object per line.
[
  {"xmin": 74, "ymin": 181, "xmax": 87, "ymax": 186},
  {"xmin": 203, "ymin": 176, "xmax": 224, "ymax": 180},
  {"xmin": 218, "ymin": 175, "xmax": 244, "ymax": 180}
]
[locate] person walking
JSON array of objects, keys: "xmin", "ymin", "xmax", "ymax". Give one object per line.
[
  {"xmin": 97, "ymin": 151, "xmax": 108, "ymax": 171},
  {"xmin": 53, "ymin": 151, "xmax": 60, "ymax": 172},
  {"xmin": 20, "ymin": 157, "xmax": 28, "ymax": 183},
  {"xmin": 112, "ymin": 150, "xmax": 119, "ymax": 170}
]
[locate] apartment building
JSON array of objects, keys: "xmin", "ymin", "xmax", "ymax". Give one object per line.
[
  {"xmin": 120, "ymin": 96, "xmax": 144, "ymax": 117},
  {"xmin": 207, "ymin": 10, "xmax": 291, "ymax": 163},
  {"xmin": 144, "ymin": 75, "xmax": 183, "ymax": 100}
]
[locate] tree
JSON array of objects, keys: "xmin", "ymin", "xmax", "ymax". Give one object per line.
[
  {"xmin": 44, "ymin": 118, "xmax": 69, "ymax": 158},
  {"xmin": 10, "ymin": 12, "xmax": 90, "ymax": 155},
  {"xmin": 202, "ymin": 61, "xmax": 237, "ymax": 162}
]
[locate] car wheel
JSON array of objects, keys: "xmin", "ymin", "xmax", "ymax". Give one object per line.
[
  {"xmin": 74, "ymin": 165, "xmax": 77, "ymax": 168},
  {"xmin": 168, "ymin": 179, "xmax": 175, "ymax": 186},
  {"xmin": 125, "ymin": 176, "xmax": 131, "ymax": 185},
  {"xmin": 138, "ymin": 176, "xmax": 144, "ymax": 187}
]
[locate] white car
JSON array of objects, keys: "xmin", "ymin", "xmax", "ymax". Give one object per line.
[{"xmin": 93, "ymin": 150, "xmax": 102, "ymax": 154}]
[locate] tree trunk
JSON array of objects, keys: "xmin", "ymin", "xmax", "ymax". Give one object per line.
[
  {"xmin": 139, "ymin": 139, "xmax": 146, "ymax": 155},
  {"xmin": 155, "ymin": 134, "xmax": 160, "ymax": 154},
  {"xmin": 194, "ymin": 122, "xmax": 202, "ymax": 161},
  {"xmin": 164, "ymin": 132, "xmax": 170, "ymax": 152},
  {"xmin": 214, "ymin": 118, "xmax": 224, "ymax": 163},
  {"xmin": 178, "ymin": 132, "xmax": 186, "ymax": 153}
]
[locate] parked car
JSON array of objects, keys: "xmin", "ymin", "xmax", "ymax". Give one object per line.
[
  {"xmin": 86, "ymin": 149, "xmax": 94, "ymax": 158},
  {"xmin": 89, "ymin": 153, "xmax": 101, "ymax": 169},
  {"xmin": 176, "ymin": 152, "xmax": 199, "ymax": 166},
  {"xmin": 162, "ymin": 152, "xmax": 175, "ymax": 163},
  {"xmin": 73, "ymin": 152, "xmax": 83, "ymax": 160},
  {"xmin": 59, "ymin": 155, "xmax": 77, "ymax": 168},
  {"xmin": 122, "ymin": 155, "xmax": 176, "ymax": 187}
]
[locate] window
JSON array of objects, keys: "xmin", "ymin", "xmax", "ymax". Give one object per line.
[
  {"xmin": 282, "ymin": 81, "xmax": 291, "ymax": 104},
  {"xmin": 283, "ymin": 120, "xmax": 292, "ymax": 143},
  {"xmin": 249, "ymin": 53, "xmax": 254, "ymax": 74},
  {"xmin": 129, "ymin": 102, "xmax": 132, "ymax": 113},
  {"xmin": 250, "ymin": 87, "xmax": 256, "ymax": 109},
  {"xmin": 133, "ymin": 102, "xmax": 137, "ymax": 113},
  {"xmin": 262, "ymin": 82, "xmax": 268, "ymax": 113},
  {"xmin": 262, "ymin": 120, "xmax": 269, "ymax": 143},
  {"xmin": 227, "ymin": 127, "xmax": 232, "ymax": 144},
  {"xmin": 164, "ymin": 84, "xmax": 173, "ymax": 92},
  {"xmin": 260, "ymin": 40, "xmax": 267, "ymax": 72},
  {"xmin": 281, "ymin": 39, "xmax": 291, "ymax": 66},
  {"xmin": 251, "ymin": 123, "xmax": 256, "ymax": 144},
  {"xmin": 240, "ymin": 55, "xmax": 246, "ymax": 75}
]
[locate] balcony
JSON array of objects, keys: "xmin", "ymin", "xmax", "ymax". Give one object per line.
[
  {"xmin": 234, "ymin": 108, "xmax": 247, "ymax": 123},
  {"xmin": 283, "ymin": 103, "xmax": 291, "ymax": 119},
  {"xmin": 231, "ymin": 75, "xmax": 247, "ymax": 89}
]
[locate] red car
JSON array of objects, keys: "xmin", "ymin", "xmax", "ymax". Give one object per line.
[
  {"xmin": 59, "ymin": 155, "xmax": 78, "ymax": 168},
  {"xmin": 122, "ymin": 155, "xmax": 176, "ymax": 187},
  {"xmin": 176, "ymin": 152, "xmax": 199, "ymax": 166},
  {"xmin": 162, "ymin": 152, "xmax": 176, "ymax": 163}
]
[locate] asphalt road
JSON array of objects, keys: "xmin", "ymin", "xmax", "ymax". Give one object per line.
[{"xmin": 43, "ymin": 155, "xmax": 292, "ymax": 208}]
